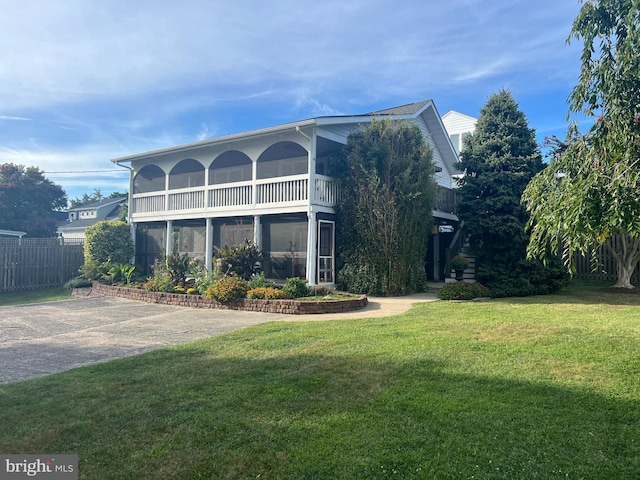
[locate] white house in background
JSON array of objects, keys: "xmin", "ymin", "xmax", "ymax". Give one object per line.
[
  {"xmin": 441, "ymin": 110, "xmax": 477, "ymax": 154},
  {"xmin": 0, "ymin": 229, "xmax": 26, "ymax": 238},
  {"xmin": 57, "ymin": 196, "xmax": 127, "ymax": 239},
  {"xmin": 112, "ymin": 100, "xmax": 463, "ymax": 285}
]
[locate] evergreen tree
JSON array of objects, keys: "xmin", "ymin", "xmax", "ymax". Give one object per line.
[
  {"xmin": 335, "ymin": 119, "xmax": 437, "ymax": 295},
  {"xmin": 457, "ymin": 90, "xmax": 566, "ymax": 297}
]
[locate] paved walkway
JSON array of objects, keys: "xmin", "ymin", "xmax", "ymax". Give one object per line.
[{"xmin": 0, "ymin": 292, "xmax": 438, "ymax": 384}]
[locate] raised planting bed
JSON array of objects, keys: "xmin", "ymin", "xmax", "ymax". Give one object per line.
[{"xmin": 91, "ymin": 282, "xmax": 368, "ymax": 315}]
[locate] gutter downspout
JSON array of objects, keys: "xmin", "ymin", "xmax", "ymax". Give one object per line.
[{"xmin": 114, "ymin": 161, "xmax": 136, "ymax": 263}]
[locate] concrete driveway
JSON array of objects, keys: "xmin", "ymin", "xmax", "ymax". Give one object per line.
[{"xmin": 0, "ymin": 292, "xmax": 437, "ymax": 384}]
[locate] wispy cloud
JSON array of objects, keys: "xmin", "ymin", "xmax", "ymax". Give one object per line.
[
  {"xmin": 0, "ymin": 0, "xmax": 584, "ymax": 197},
  {"xmin": 0, "ymin": 115, "xmax": 31, "ymax": 121}
]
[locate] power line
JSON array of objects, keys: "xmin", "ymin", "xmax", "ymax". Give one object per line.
[{"xmin": 44, "ymin": 169, "xmax": 126, "ymax": 174}]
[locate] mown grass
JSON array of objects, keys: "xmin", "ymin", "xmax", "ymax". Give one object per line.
[
  {"xmin": 0, "ymin": 287, "xmax": 69, "ymax": 306},
  {"xmin": 0, "ymin": 282, "xmax": 638, "ymax": 479}
]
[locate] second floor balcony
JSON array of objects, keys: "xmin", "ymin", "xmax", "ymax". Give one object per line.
[{"xmin": 131, "ymin": 174, "xmax": 339, "ymax": 221}]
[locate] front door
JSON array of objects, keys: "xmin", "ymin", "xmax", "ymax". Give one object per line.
[{"xmin": 317, "ymin": 220, "xmax": 335, "ymax": 284}]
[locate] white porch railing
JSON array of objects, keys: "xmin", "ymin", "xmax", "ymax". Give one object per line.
[
  {"xmin": 209, "ymin": 183, "xmax": 253, "ymax": 209},
  {"xmin": 257, "ymin": 176, "xmax": 308, "ymax": 204},
  {"xmin": 169, "ymin": 190, "xmax": 205, "ymax": 210},
  {"xmin": 315, "ymin": 175, "xmax": 339, "ymax": 205},
  {"xmin": 132, "ymin": 193, "xmax": 165, "ymax": 213},
  {"xmin": 130, "ymin": 175, "xmax": 338, "ymax": 216}
]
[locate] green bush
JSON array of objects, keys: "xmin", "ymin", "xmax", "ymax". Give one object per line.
[
  {"xmin": 282, "ymin": 277, "xmax": 310, "ymax": 299},
  {"xmin": 165, "ymin": 252, "xmax": 190, "ymax": 286},
  {"xmin": 82, "ymin": 221, "xmax": 134, "ymax": 280},
  {"xmin": 216, "ymin": 240, "xmax": 262, "ymax": 280},
  {"xmin": 205, "ymin": 275, "xmax": 248, "ymax": 303},
  {"xmin": 63, "ymin": 276, "xmax": 93, "ymax": 289},
  {"xmin": 143, "ymin": 273, "xmax": 174, "ymax": 293},
  {"xmin": 247, "ymin": 271, "xmax": 275, "ymax": 290},
  {"xmin": 337, "ymin": 262, "xmax": 385, "ymax": 295},
  {"xmin": 247, "ymin": 287, "xmax": 289, "ymax": 299},
  {"xmin": 477, "ymin": 258, "xmax": 569, "ymax": 298},
  {"xmin": 437, "ymin": 281, "xmax": 490, "ymax": 301}
]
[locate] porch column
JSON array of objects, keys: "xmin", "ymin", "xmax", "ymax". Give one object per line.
[
  {"xmin": 205, "ymin": 218, "xmax": 213, "ymax": 272},
  {"xmin": 129, "ymin": 223, "xmax": 136, "ymax": 264},
  {"xmin": 166, "ymin": 220, "xmax": 173, "ymax": 256},
  {"xmin": 251, "ymin": 156, "xmax": 258, "ymax": 206},
  {"xmin": 306, "ymin": 211, "xmax": 317, "ymax": 286},
  {"xmin": 253, "ymin": 215, "xmax": 261, "ymax": 248}
]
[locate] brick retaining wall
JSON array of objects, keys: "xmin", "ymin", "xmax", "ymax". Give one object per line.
[{"xmin": 91, "ymin": 282, "xmax": 368, "ymax": 315}]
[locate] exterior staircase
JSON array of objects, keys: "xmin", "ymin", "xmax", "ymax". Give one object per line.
[{"xmin": 445, "ymin": 240, "xmax": 476, "ymax": 283}]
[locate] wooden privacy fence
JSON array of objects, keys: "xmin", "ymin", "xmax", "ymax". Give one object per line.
[
  {"xmin": 572, "ymin": 235, "xmax": 640, "ymax": 283},
  {"xmin": 0, "ymin": 238, "xmax": 85, "ymax": 292}
]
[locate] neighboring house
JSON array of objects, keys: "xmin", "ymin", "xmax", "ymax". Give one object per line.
[
  {"xmin": 0, "ymin": 229, "xmax": 26, "ymax": 238},
  {"xmin": 112, "ymin": 100, "xmax": 462, "ymax": 285},
  {"xmin": 57, "ymin": 196, "xmax": 127, "ymax": 239},
  {"xmin": 441, "ymin": 110, "xmax": 477, "ymax": 155}
]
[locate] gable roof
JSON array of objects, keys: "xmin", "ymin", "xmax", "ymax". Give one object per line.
[
  {"xmin": 68, "ymin": 196, "xmax": 127, "ymax": 212},
  {"xmin": 112, "ymin": 99, "xmax": 459, "ymax": 177},
  {"xmin": 369, "ymin": 100, "xmax": 432, "ymax": 116}
]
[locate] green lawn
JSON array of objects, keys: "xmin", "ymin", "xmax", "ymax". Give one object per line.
[
  {"xmin": 0, "ymin": 287, "xmax": 69, "ymax": 306},
  {"xmin": 0, "ymin": 283, "xmax": 638, "ymax": 479}
]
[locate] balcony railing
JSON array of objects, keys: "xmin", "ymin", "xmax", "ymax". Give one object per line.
[{"xmin": 131, "ymin": 175, "xmax": 338, "ymax": 217}]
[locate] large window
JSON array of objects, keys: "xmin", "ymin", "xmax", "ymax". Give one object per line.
[
  {"xmin": 169, "ymin": 159, "xmax": 205, "ymax": 189},
  {"xmin": 209, "ymin": 151, "xmax": 252, "ymax": 185},
  {"xmin": 133, "ymin": 165, "xmax": 165, "ymax": 193}
]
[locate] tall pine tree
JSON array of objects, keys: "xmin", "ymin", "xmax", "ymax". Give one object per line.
[{"xmin": 457, "ymin": 90, "xmax": 566, "ymax": 297}]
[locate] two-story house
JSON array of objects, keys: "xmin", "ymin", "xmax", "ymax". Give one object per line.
[
  {"xmin": 57, "ymin": 196, "xmax": 127, "ymax": 239},
  {"xmin": 113, "ymin": 99, "xmax": 461, "ymax": 285}
]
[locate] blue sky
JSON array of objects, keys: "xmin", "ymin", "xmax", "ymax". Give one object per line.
[{"xmin": 0, "ymin": 0, "xmax": 585, "ymax": 201}]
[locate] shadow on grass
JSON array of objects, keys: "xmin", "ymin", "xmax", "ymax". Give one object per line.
[
  {"xmin": 485, "ymin": 281, "xmax": 640, "ymax": 307},
  {"xmin": 0, "ymin": 342, "xmax": 637, "ymax": 479}
]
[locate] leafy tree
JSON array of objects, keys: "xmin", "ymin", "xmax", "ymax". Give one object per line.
[
  {"xmin": 456, "ymin": 90, "xmax": 566, "ymax": 297},
  {"xmin": 0, "ymin": 163, "xmax": 67, "ymax": 236},
  {"xmin": 523, "ymin": 0, "xmax": 640, "ymax": 289},
  {"xmin": 335, "ymin": 119, "xmax": 437, "ymax": 295}
]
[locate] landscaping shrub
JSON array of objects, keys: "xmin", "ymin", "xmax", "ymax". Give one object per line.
[
  {"xmin": 247, "ymin": 272, "xmax": 275, "ymax": 290},
  {"xmin": 282, "ymin": 277, "xmax": 310, "ymax": 299},
  {"xmin": 247, "ymin": 287, "xmax": 289, "ymax": 299},
  {"xmin": 82, "ymin": 220, "xmax": 134, "ymax": 280},
  {"xmin": 337, "ymin": 262, "xmax": 385, "ymax": 295},
  {"xmin": 477, "ymin": 258, "xmax": 569, "ymax": 298},
  {"xmin": 205, "ymin": 275, "xmax": 248, "ymax": 303},
  {"xmin": 216, "ymin": 240, "xmax": 262, "ymax": 280},
  {"xmin": 165, "ymin": 252, "xmax": 190, "ymax": 286},
  {"xmin": 310, "ymin": 285, "xmax": 331, "ymax": 296},
  {"xmin": 63, "ymin": 276, "xmax": 93, "ymax": 289},
  {"xmin": 437, "ymin": 281, "xmax": 490, "ymax": 301},
  {"xmin": 143, "ymin": 274, "xmax": 174, "ymax": 293},
  {"xmin": 187, "ymin": 258, "xmax": 220, "ymax": 294}
]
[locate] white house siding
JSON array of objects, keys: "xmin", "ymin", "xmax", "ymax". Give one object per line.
[
  {"xmin": 118, "ymin": 100, "xmax": 462, "ymax": 285},
  {"xmin": 442, "ymin": 111, "xmax": 477, "ymax": 155},
  {"xmin": 412, "ymin": 117, "xmax": 453, "ymax": 189}
]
